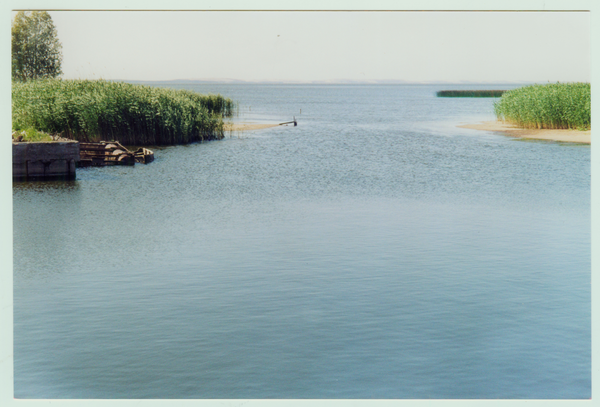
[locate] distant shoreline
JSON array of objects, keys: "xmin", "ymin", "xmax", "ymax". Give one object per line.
[{"xmin": 459, "ymin": 121, "xmax": 591, "ymax": 144}]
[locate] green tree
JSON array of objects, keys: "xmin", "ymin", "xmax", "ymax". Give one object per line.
[{"xmin": 12, "ymin": 11, "xmax": 63, "ymax": 81}]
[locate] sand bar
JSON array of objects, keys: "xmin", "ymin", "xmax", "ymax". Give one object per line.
[
  {"xmin": 224, "ymin": 123, "xmax": 280, "ymax": 132},
  {"xmin": 459, "ymin": 121, "xmax": 590, "ymax": 144}
]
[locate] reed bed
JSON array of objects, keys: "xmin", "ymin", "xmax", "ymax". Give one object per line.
[
  {"xmin": 12, "ymin": 79, "xmax": 236, "ymax": 145},
  {"xmin": 437, "ymin": 90, "xmax": 506, "ymax": 97},
  {"xmin": 493, "ymin": 82, "xmax": 590, "ymax": 130}
]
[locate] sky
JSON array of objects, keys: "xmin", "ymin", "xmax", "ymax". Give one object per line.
[{"xmin": 45, "ymin": 10, "xmax": 591, "ymax": 84}]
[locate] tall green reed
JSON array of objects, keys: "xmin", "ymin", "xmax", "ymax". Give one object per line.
[
  {"xmin": 12, "ymin": 79, "xmax": 236, "ymax": 145},
  {"xmin": 437, "ymin": 90, "xmax": 505, "ymax": 97},
  {"xmin": 494, "ymin": 82, "xmax": 590, "ymax": 130}
]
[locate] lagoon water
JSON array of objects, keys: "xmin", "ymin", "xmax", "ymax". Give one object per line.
[{"xmin": 13, "ymin": 84, "xmax": 590, "ymax": 399}]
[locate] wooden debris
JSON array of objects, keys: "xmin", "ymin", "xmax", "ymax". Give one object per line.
[
  {"xmin": 79, "ymin": 141, "xmax": 154, "ymax": 167},
  {"xmin": 279, "ymin": 116, "xmax": 298, "ymax": 126},
  {"xmin": 133, "ymin": 147, "xmax": 155, "ymax": 164}
]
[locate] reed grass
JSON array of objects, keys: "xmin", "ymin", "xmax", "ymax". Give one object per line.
[
  {"xmin": 493, "ymin": 82, "xmax": 590, "ymax": 130},
  {"xmin": 437, "ymin": 90, "xmax": 506, "ymax": 97},
  {"xmin": 12, "ymin": 79, "xmax": 236, "ymax": 145}
]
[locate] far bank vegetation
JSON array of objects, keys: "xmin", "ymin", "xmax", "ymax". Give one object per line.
[{"xmin": 436, "ymin": 90, "xmax": 505, "ymax": 97}]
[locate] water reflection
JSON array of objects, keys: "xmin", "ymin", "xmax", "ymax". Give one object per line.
[{"xmin": 13, "ymin": 179, "xmax": 80, "ymax": 192}]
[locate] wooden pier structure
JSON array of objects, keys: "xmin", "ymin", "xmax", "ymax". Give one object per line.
[{"xmin": 79, "ymin": 141, "xmax": 154, "ymax": 167}]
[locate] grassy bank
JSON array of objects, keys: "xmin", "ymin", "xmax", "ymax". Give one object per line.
[
  {"xmin": 12, "ymin": 79, "xmax": 236, "ymax": 145},
  {"xmin": 437, "ymin": 90, "xmax": 506, "ymax": 97},
  {"xmin": 12, "ymin": 128, "xmax": 52, "ymax": 142},
  {"xmin": 493, "ymin": 82, "xmax": 590, "ymax": 130}
]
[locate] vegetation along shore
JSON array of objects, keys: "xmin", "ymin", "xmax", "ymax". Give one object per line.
[
  {"xmin": 494, "ymin": 82, "xmax": 590, "ymax": 130},
  {"xmin": 437, "ymin": 90, "xmax": 506, "ymax": 97},
  {"xmin": 12, "ymin": 79, "xmax": 235, "ymax": 146},
  {"xmin": 461, "ymin": 82, "xmax": 591, "ymax": 143}
]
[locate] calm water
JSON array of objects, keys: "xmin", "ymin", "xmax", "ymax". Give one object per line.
[{"xmin": 13, "ymin": 84, "xmax": 590, "ymax": 399}]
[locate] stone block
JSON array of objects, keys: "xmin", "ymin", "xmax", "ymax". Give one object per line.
[
  {"xmin": 68, "ymin": 159, "xmax": 76, "ymax": 175},
  {"xmin": 13, "ymin": 141, "xmax": 80, "ymax": 162},
  {"xmin": 12, "ymin": 142, "xmax": 27, "ymax": 164},
  {"xmin": 45, "ymin": 160, "xmax": 69, "ymax": 176},
  {"xmin": 26, "ymin": 161, "xmax": 46, "ymax": 177},
  {"xmin": 13, "ymin": 141, "xmax": 79, "ymax": 180},
  {"xmin": 13, "ymin": 162, "xmax": 27, "ymax": 178}
]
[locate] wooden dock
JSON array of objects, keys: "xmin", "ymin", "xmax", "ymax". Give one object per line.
[{"xmin": 79, "ymin": 141, "xmax": 154, "ymax": 167}]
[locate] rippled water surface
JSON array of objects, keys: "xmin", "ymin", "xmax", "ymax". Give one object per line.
[{"xmin": 13, "ymin": 84, "xmax": 590, "ymax": 399}]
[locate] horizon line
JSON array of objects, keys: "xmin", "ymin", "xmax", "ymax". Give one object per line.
[{"xmin": 74, "ymin": 78, "xmax": 568, "ymax": 85}]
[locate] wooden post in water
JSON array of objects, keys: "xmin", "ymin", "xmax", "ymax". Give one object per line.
[{"xmin": 279, "ymin": 117, "xmax": 298, "ymax": 126}]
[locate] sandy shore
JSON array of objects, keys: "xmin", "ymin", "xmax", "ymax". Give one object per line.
[
  {"xmin": 224, "ymin": 123, "xmax": 280, "ymax": 132},
  {"xmin": 458, "ymin": 121, "xmax": 590, "ymax": 144}
]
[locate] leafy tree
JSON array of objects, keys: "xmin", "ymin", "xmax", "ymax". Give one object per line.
[{"xmin": 12, "ymin": 11, "xmax": 63, "ymax": 81}]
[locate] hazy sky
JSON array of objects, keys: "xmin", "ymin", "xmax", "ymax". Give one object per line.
[{"xmin": 47, "ymin": 10, "xmax": 590, "ymax": 83}]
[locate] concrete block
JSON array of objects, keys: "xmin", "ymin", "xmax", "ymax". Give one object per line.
[
  {"xmin": 13, "ymin": 162, "xmax": 27, "ymax": 178},
  {"xmin": 12, "ymin": 142, "xmax": 27, "ymax": 164},
  {"xmin": 45, "ymin": 160, "xmax": 69, "ymax": 176},
  {"xmin": 13, "ymin": 141, "xmax": 80, "ymax": 162},
  {"xmin": 26, "ymin": 161, "xmax": 45, "ymax": 177},
  {"xmin": 13, "ymin": 141, "xmax": 79, "ymax": 180}
]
